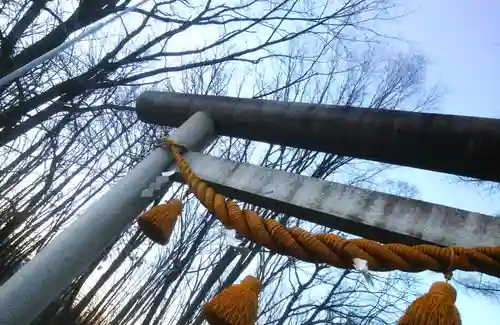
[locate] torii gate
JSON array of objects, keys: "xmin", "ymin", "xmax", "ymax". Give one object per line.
[{"xmin": 1, "ymin": 92, "xmax": 499, "ymax": 324}]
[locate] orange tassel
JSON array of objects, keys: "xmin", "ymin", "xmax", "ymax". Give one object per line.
[
  {"xmin": 203, "ymin": 275, "xmax": 261, "ymax": 325},
  {"xmin": 137, "ymin": 199, "xmax": 183, "ymax": 245},
  {"xmin": 398, "ymin": 281, "xmax": 461, "ymax": 325}
]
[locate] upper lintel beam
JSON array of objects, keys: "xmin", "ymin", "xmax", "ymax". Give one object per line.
[{"xmin": 137, "ymin": 91, "xmax": 500, "ymax": 182}]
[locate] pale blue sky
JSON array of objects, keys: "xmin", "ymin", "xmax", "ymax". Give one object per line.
[
  {"xmin": 378, "ymin": 1, "xmax": 500, "ymax": 324},
  {"xmin": 79, "ymin": 1, "xmax": 499, "ymax": 323},
  {"xmin": 382, "ymin": 0, "xmax": 499, "ymax": 224}
]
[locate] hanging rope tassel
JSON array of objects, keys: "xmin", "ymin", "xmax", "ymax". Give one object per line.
[
  {"xmin": 398, "ymin": 281, "xmax": 461, "ymax": 325},
  {"xmin": 137, "ymin": 199, "xmax": 183, "ymax": 245},
  {"xmin": 203, "ymin": 275, "xmax": 261, "ymax": 325}
]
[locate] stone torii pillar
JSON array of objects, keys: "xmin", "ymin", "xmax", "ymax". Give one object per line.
[{"xmin": 0, "ymin": 112, "xmax": 215, "ymax": 325}]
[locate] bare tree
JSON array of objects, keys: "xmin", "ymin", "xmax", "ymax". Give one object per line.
[
  {"xmin": 0, "ymin": 0, "xmax": 405, "ymax": 144},
  {"xmin": 0, "ymin": 0, "xmax": 443, "ymax": 324}
]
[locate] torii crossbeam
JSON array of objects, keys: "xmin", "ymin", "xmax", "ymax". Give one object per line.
[
  {"xmin": 1, "ymin": 92, "xmax": 499, "ymax": 325},
  {"xmin": 137, "ymin": 91, "xmax": 500, "ymax": 183}
]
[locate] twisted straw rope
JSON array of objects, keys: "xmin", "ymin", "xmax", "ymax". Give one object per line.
[{"xmin": 163, "ymin": 139, "xmax": 500, "ymax": 278}]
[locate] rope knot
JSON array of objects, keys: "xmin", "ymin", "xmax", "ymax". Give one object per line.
[
  {"xmin": 428, "ymin": 281, "xmax": 457, "ymax": 302},
  {"xmin": 162, "ymin": 137, "xmax": 189, "ymax": 153},
  {"xmin": 243, "ymin": 275, "xmax": 261, "ymax": 294},
  {"xmin": 137, "ymin": 199, "xmax": 183, "ymax": 245},
  {"xmin": 398, "ymin": 281, "xmax": 461, "ymax": 325},
  {"xmin": 204, "ymin": 275, "xmax": 261, "ymax": 325}
]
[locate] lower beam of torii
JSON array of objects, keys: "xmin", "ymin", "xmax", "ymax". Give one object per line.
[{"xmin": 173, "ymin": 151, "xmax": 500, "ymax": 247}]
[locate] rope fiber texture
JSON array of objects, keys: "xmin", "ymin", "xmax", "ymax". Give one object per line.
[{"xmin": 163, "ymin": 139, "xmax": 500, "ymax": 278}]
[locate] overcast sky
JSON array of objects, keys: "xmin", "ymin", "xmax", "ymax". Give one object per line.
[
  {"xmin": 177, "ymin": 1, "xmax": 500, "ymax": 322},
  {"xmin": 72, "ymin": 1, "xmax": 499, "ymax": 323},
  {"xmin": 378, "ymin": 1, "xmax": 500, "ymax": 323}
]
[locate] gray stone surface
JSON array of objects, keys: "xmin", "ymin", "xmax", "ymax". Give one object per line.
[
  {"xmin": 172, "ymin": 152, "xmax": 500, "ymax": 247},
  {"xmin": 137, "ymin": 91, "xmax": 500, "ymax": 182}
]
